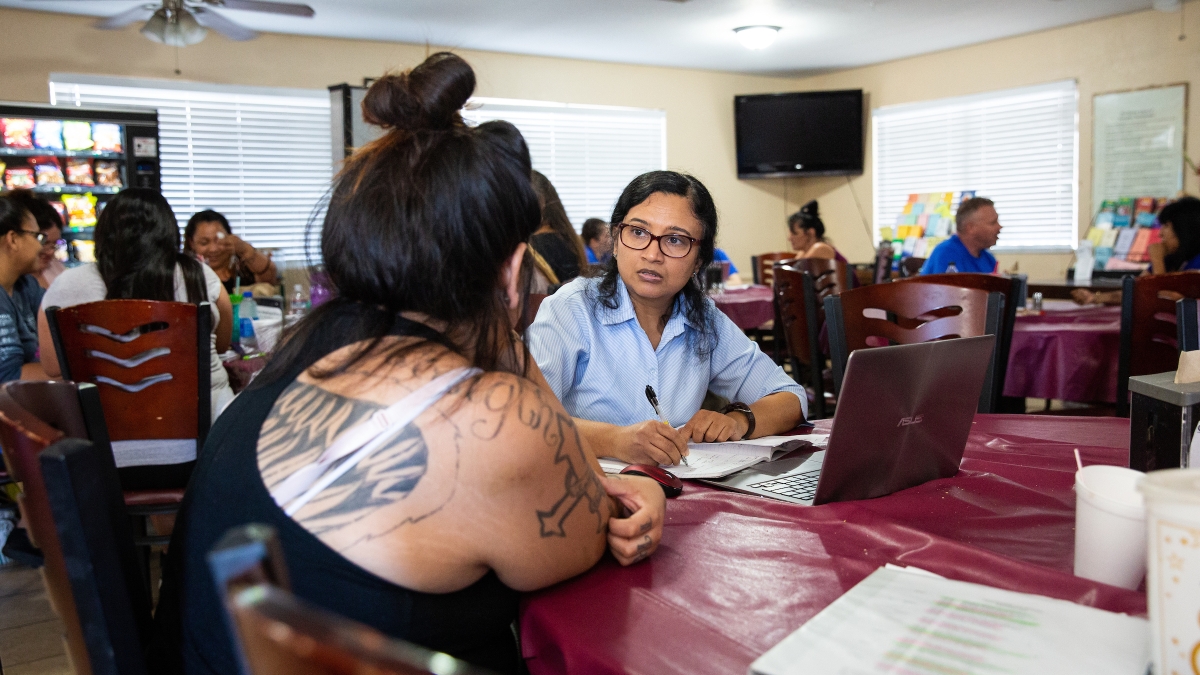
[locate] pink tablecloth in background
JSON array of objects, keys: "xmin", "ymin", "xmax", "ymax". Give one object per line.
[
  {"xmin": 520, "ymin": 415, "xmax": 1141, "ymax": 675},
  {"xmin": 711, "ymin": 284, "xmax": 774, "ymax": 330},
  {"xmin": 1003, "ymin": 302, "xmax": 1121, "ymax": 402}
]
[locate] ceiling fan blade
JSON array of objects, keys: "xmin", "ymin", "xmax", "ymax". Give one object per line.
[
  {"xmin": 204, "ymin": 0, "xmax": 314, "ymax": 17},
  {"xmin": 191, "ymin": 6, "xmax": 257, "ymax": 40},
  {"xmin": 93, "ymin": 4, "xmax": 157, "ymax": 30}
]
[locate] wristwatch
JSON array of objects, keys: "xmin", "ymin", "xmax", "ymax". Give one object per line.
[{"xmin": 721, "ymin": 402, "xmax": 755, "ymax": 439}]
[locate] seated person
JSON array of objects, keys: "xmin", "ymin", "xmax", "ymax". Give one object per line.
[
  {"xmin": 147, "ymin": 53, "xmax": 664, "ymax": 675},
  {"xmin": 7, "ymin": 190, "xmax": 66, "ymax": 290},
  {"xmin": 184, "ymin": 209, "xmax": 278, "ymax": 294},
  {"xmin": 582, "ymin": 217, "xmax": 612, "ymax": 265},
  {"xmin": 0, "ymin": 196, "xmax": 47, "ymax": 382},
  {"xmin": 920, "ymin": 197, "xmax": 1001, "ymax": 274},
  {"xmin": 787, "ymin": 200, "xmax": 846, "ymax": 263},
  {"xmin": 711, "ymin": 247, "xmax": 745, "ymax": 285},
  {"xmin": 1074, "ymin": 196, "xmax": 1200, "ymax": 305},
  {"xmin": 527, "ymin": 170, "xmax": 808, "ymax": 466},
  {"xmin": 38, "ymin": 189, "xmax": 235, "ymax": 420},
  {"xmin": 529, "ymin": 171, "xmax": 588, "ymax": 284}
]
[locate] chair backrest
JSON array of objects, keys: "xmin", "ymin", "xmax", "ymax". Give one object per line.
[
  {"xmin": 824, "ymin": 283, "xmax": 1004, "ymax": 413},
  {"xmin": 46, "ymin": 299, "xmax": 211, "ymax": 446},
  {"xmin": 752, "ymin": 252, "xmax": 797, "ymax": 286},
  {"xmin": 209, "ymin": 524, "xmax": 490, "ymax": 675},
  {"xmin": 773, "ymin": 258, "xmax": 849, "ymax": 367},
  {"xmin": 1179, "ymin": 298, "xmax": 1199, "ymax": 352},
  {"xmin": 873, "ymin": 243, "xmax": 894, "ymax": 284},
  {"xmin": 40, "ymin": 437, "xmax": 152, "ymax": 675},
  {"xmin": 1117, "ymin": 272, "xmax": 1200, "ymax": 416}
]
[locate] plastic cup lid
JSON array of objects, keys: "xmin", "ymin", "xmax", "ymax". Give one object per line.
[{"xmin": 1138, "ymin": 468, "xmax": 1200, "ymax": 504}]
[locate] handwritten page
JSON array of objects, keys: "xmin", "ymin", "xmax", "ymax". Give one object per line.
[
  {"xmin": 751, "ymin": 566, "xmax": 1149, "ymax": 675},
  {"xmin": 597, "ymin": 434, "xmax": 828, "ymax": 479}
]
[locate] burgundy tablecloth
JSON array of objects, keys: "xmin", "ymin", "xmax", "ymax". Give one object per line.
[
  {"xmin": 711, "ymin": 285, "xmax": 773, "ymax": 330},
  {"xmin": 1003, "ymin": 303, "xmax": 1121, "ymax": 403},
  {"xmin": 520, "ymin": 415, "xmax": 1143, "ymax": 675}
]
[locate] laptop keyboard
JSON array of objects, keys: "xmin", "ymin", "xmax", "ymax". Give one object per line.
[{"xmin": 747, "ymin": 469, "xmax": 821, "ymax": 502}]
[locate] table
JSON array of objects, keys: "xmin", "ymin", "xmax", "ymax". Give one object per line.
[
  {"xmin": 519, "ymin": 415, "xmax": 1143, "ymax": 675},
  {"xmin": 1027, "ymin": 278, "xmax": 1125, "ymax": 301},
  {"xmin": 1003, "ymin": 300, "xmax": 1121, "ymax": 402},
  {"xmin": 711, "ymin": 284, "xmax": 773, "ymax": 330}
]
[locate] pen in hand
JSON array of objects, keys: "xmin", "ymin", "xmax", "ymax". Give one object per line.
[{"xmin": 645, "ymin": 385, "xmax": 688, "ymax": 466}]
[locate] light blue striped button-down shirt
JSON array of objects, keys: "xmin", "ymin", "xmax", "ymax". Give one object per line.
[{"xmin": 527, "ymin": 276, "xmax": 807, "ymax": 427}]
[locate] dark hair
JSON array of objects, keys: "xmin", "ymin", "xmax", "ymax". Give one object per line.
[
  {"xmin": 955, "ymin": 197, "xmax": 995, "ymax": 231},
  {"xmin": 581, "ymin": 218, "xmax": 608, "ymax": 244},
  {"xmin": 257, "ymin": 51, "xmax": 540, "ymax": 387},
  {"xmin": 94, "ymin": 188, "xmax": 207, "ymax": 304},
  {"xmin": 183, "ymin": 209, "xmax": 231, "ymax": 253},
  {"xmin": 590, "ymin": 170, "xmax": 718, "ymax": 355},
  {"xmin": 6, "ymin": 190, "xmax": 63, "ymax": 232},
  {"xmin": 787, "ymin": 200, "xmax": 825, "ymax": 241},
  {"xmin": 1161, "ymin": 197, "xmax": 1200, "ymax": 271},
  {"xmin": 0, "ymin": 195, "xmax": 32, "ymax": 238},
  {"xmin": 530, "ymin": 171, "xmax": 588, "ymax": 268}
]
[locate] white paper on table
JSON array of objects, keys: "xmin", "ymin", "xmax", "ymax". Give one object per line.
[
  {"xmin": 749, "ymin": 566, "xmax": 1149, "ymax": 675},
  {"xmin": 596, "ymin": 434, "xmax": 828, "ymax": 479}
]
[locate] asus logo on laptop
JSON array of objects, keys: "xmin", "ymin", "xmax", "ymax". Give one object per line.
[{"xmin": 897, "ymin": 415, "xmax": 924, "ymax": 427}]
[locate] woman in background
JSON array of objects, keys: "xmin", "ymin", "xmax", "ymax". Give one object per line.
[
  {"xmin": 0, "ymin": 196, "xmax": 47, "ymax": 382},
  {"xmin": 184, "ymin": 209, "xmax": 278, "ymax": 293},
  {"xmin": 529, "ymin": 171, "xmax": 588, "ymax": 284},
  {"xmin": 7, "ymin": 190, "xmax": 65, "ymax": 289},
  {"xmin": 788, "ymin": 200, "xmax": 846, "ymax": 262}
]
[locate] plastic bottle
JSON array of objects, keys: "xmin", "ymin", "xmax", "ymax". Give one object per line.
[
  {"xmin": 288, "ymin": 284, "xmax": 310, "ymax": 321},
  {"xmin": 240, "ymin": 292, "xmax": 259, "ymax": 321},
  {"xmin": 946, "ymin": 262, "xmax": 958, "ymax": 274},
  {"xmin": 239, "ymin": 317, "xmax": 258, "ymax": 354},
  {"xmin": 229, "ymin": 292, "xmax": 241, "ymax": 347},
  {"xmin": 1075, "ymin": 240, "xmax": 1095, "ymax": 285}
]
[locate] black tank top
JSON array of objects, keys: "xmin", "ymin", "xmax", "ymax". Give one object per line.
[{"xmin": 149, "ymin": 340, "xmax": 522, "ymax": 674}]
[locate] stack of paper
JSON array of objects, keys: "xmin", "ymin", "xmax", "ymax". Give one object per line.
[
  {"xmin": 597, "ymin": 435, "xmax": 828, "ymax": 479},
  {"xmin": 750, "ymin": 566, "xmax": 1149, "ymax": 675}
]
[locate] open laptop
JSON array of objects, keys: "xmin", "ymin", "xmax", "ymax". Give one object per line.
[{"xmin": 700, "ymin": 335, "xmax": 995, "ymax": 506}]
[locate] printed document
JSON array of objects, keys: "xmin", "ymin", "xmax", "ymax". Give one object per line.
[{"xmin": 598, "ymin": 434, "xmax": 828, "ymax": 479}]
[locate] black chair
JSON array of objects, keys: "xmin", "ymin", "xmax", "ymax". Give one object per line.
[
  {"xmin": 209, "ymin": 524, "xmax": 490, "ymax": 675},
  {"xmin": 1117, "ymin": 272, "xmax": 1200, "ymax": 416},
  {"xmin": 773, "ymin": 259, "xmax": 850, "ymax": 419},
  {"xmin": 1179, "ymin": 298, "xmax": 1199, "ymax": 352},
  {"xmin": 40, "ymin": 437, "xmax": 152, "ymax": 675}
]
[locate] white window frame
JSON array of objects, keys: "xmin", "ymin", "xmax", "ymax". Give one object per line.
[
  {"xmin": 48, "ymin": 73, "xmax": 332, "ymax": 264},
  {"xmin": 872, "ymin": 80, "xmax": 1080, "ymax": 252},
  {"xmin": 462, "ymin": 97, "xmax": 667, "ymax": 230}
]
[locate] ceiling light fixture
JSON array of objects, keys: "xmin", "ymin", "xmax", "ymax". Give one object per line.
[
  {"xmin": 733, "ymin": 25, "xmax": 781, "ymax": 50},
  {"xmin": 141, "ymin": 6, "xmax": 208, "ymax": 47}
]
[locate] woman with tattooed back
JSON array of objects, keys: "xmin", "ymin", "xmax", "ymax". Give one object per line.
[{"xmin": 149, "ymin": 52, "xmax": 666, "ymax": 675}]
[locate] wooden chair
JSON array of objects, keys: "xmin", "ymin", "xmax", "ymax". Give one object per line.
[
  {"xmin": 773, "ymin": 259, "xmax": 851, "ymax": 419},
  {"xmin": 41, "ymin": 437, "xmax": 153, "ymax": 675},
  {"xmin": 751, "ymin": 252, "xmax": 796, "ymax": 287},
  {"xmin": 0, "ymin": 385, "xmax": 152, "ymax": 675},
  {"xmin": 824, "ymin": 283, "xmax": 1005, "ymax": 413},
  {"xmin": 46, "ymin": 299, "xmax": 211, "ymax": 490},
  {"xmin": 209, "ymin": 524, "xmax": 492, "ymax": 675},
  {"xmin": 1117, "ymin": 272, "xmax": 1200, "ymax": 417},
  {"xmin": 896, "ymin": 273, "xmax": 1021, "ymax": 412},
  {"xmin": 1178, "ymin": 298, "xmax": 1199, "ymax": 352}
]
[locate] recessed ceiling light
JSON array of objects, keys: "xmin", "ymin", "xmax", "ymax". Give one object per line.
[{"xmin": 733, "ymin": 25, "xmax": 781, "ymax": 51}]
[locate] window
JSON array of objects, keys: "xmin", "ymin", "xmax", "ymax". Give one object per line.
[
  {"xmin": 462, "ymin": 98, "xmax": 666, "ymax": 229},
  {"xmin": 49, "ymin": 74, "xmax": 332, "ymax": 263},
  {"xmin": 872, "ymin": 80, "xmax": 1078, "ymax": 250}
]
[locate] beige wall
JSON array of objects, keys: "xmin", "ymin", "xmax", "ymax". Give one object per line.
[
  {"xmin": 0, "ymin": 7, "xmax": 806, "ymax": 275},
  {"xmin": 786, "ymin": 6, "xmax": 1200, "ymax": 280}
]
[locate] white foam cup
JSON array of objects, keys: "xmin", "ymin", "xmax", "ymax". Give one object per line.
[
  {"xmin": 1073, "ymin": 464, "xmax": 1146, "ymax": 589},
  {"xmin": 1139, "ymin": 469, "xmax": 1200, "ymax": 675}
]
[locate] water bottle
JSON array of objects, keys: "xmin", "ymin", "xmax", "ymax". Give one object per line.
[
  {"xmin": 240, "ymin": 292, "xmax": 259, "ymax": 320},
  {"xmin": 946, "ymin": 262, "xmax": 958, "ymax": 273},
  {"xmin": 239, "ymin": 317, "xmax": 258, "ymax": 354},
  {"xmin": 1075, "ymin": 241, "xmax": 1095, "ymax": 285},
  {"xmin": 229, "ymin": 292, "xmax": 241, "ymax": 347},
  {"xmin": 288, "ymin": 284, "xmax": 310, "ymax": 321}
]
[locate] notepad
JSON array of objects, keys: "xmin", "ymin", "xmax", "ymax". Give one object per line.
[
  {"xmin": 749, "ymin": 566, "xmax": 1149, "ymax": 675},
  {"xmin": 597, "ymin": 434, "xmax": 828, "ymax": 479}
]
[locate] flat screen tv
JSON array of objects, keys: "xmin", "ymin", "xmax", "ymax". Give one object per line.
[{"xmin": 735, "ymin": 90, "xmax": 864, "ymax": 179}]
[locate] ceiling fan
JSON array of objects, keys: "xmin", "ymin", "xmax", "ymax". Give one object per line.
[{"xmin": 32, "ymin": 0, "xmax": 315, "ymax": 46}]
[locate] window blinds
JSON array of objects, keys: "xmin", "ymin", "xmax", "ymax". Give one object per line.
[
  {"xmin": 462, "ymin": 98, "xmax": 666, "ymax": 229},
  {"xmin": 872, "ymin": 80, "xmax": 1078, "ymax": 250},
  {"xmin": 49, "ymin": 74, "xmax": 332, "ymax": 264}
]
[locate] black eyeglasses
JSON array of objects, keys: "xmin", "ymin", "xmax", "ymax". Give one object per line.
[
  {"xmin": 15, "ymin": 230, "xmax": 48, "ymax": 245},
  {"xmin": 617, "ymin": 223, "xmax": 698, "ymax": 259}
]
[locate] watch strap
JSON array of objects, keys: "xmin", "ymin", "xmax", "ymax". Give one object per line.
[{"xmin": 721, "ymin": 402, "xmax": 755, "ymax": 439}]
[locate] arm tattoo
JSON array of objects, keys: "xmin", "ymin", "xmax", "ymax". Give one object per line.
[{"xmin": 468, "ymin": 377, "xmax": 606, "ymax": 538}]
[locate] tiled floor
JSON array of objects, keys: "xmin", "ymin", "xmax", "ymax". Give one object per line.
[{"xmin": 0, "ymin": 563, "xmax": 72, "ymax": 675}]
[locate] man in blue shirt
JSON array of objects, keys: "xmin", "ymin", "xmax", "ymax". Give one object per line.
[{"xmin": 920, "ymin": 197, "xmax": 1002, "ymax": 275}]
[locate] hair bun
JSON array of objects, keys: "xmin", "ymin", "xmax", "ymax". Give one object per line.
[
  {"xmin": 362, "ymin": 52, "xmax": 476, "ymax": 132},
  {"xmin": 800, "ymin": 200, "xmax": 819, "ymax": 218}
]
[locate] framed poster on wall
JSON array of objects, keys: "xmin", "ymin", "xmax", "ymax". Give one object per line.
[{"xmin": 1092, "ymin": 84, "xmax": 1188, "ymax": 216}]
